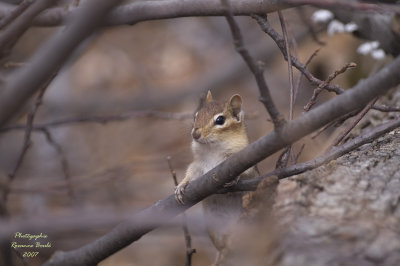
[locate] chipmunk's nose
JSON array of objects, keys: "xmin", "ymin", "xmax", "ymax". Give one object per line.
[{"xmin": 192, "ymin": 128, "xmax": 201, "ymax": 140}]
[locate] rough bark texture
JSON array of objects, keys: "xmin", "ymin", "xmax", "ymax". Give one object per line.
[{"xmin": 275, "ymin": 126, "xmax": 400, "ymax": 266}]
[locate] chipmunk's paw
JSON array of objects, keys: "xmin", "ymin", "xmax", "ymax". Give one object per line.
[
  {"xmin": 175, "ymin": 180, "xmax": 189, "ymax": 204},
  {"xmin": 223, "ymin": 177, "xmax": 240, "ymax": 188}
]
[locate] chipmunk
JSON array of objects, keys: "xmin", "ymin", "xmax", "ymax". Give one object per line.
[{"xmin": 175, "ymin": 91, "xmax": 259, "ymax": 266}]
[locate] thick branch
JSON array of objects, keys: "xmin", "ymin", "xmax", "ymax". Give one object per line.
[
  {"xmin": 0, "ymin": 0, "xmax": 123, "ymax": 129},
  {"xmin": 43, "ymin": 56, "xmax": 400, "ymax": 266},
  {"xmin": 0, "ymin": 0, "xmax": 294, "ymax": 27}
]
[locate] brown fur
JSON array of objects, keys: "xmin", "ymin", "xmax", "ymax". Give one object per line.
[
  {"xmin": 175, "ymin": 92, "xmax": 258, "ymax": 266},
  {"xmin": 194, "ymin": 101, "xmax": 224, "ymax": 129}
]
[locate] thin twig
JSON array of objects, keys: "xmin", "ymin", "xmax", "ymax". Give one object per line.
[
  {"xmin": 291, "ymin": 32, "xmax": 301, "ymax": 107},
  {"xmin": 287, "ymin": 22, "xmax": 301, "ymax": 165},
  {"xmin": 328, "ymin": 97, "xmax": 378, "ymax": 149},
  {"xmin": 166, "ymin": 156, "xmax": 196, "ymax": 266},
  {"xmin": 40, "ymin": 128, "xmax": 74, "ymax": 198},
  {"xmin": 222, "ymin": 0, "xmax": 285, "ymax": 129},
  {"xmin": 294, "ymin": 47, "xmax": 321, "ymax": 107},
  {"xmin": 278, "ymin": 11, "xmax": 294, "ymax": 121},
  {"xmin": 311, "ymin": 109, "xmax": 360, "ymax": 139},
  {"xmin": 294, "ymin": 143, "xmax": 305, "ymax": 163},
  {"xmin": 2, "ymin": 72, "xmax": 56, "ymax": 207},
  {"xmin": 314, "ymin": 61, "xmax": 400, "ymax": 142},
  {"xmin": 277, "ymin": 10, "xmax": 295, "ymax": 166},
  {"xmin": 311, "ymin": 120, "xmax": 335, "ymax": 139},
  {"xmin": 305, "ymin": 48, "xmax": 321, "ymax": 67},
  {"xmin": 252, "ymin": 14, "xmax": 345, "ymax": 95},
  {"xmin": 304, "ymin": 62, "xmax": 357, "ymax": 111},
  {"xmin": 4, "ymin": 87, "xmax": 47, "ymax": 202},
  {"xmin": 372, "ymin": 104, "xmax": 400, "ymax": 112}
]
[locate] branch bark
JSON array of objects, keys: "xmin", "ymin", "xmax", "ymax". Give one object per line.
[{"xmin": 43, "ymin": 55, "xmax": 400, "ymax": 266}]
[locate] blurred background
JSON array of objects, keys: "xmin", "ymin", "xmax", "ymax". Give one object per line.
[{"xmin": 0, "ymin": 5, "xmax": 386, "ymax": 266}]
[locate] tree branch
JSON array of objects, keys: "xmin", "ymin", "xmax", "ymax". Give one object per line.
[
  {"xmin": 0, "ymin": 0, "xmax": 123, "ymax": 129},
  {"xmin": 0, "ymin": 0, "xmax": 295, "ymax": 27},
  {"xmin": 230, "ymin": 114, "xmax": 400, "ymax": 192},
  {"xmin": 278, "ymin": 11, "xmax": 294, "ymax": 120},
  {"xmin": 222, "ymin": 0, "xmax": 285, "ymax": 128},
  {"xmin": 0, "ymin": 0, "xmax": 53, "ymax": 59},
  {"xmin": 40, "ymin": 128, "xmax": 74, "ymax": 198},
  {"xmin": 0, "ymin": 0, "xmax": 32, "ymax": 30},
  {"xmin": 1, "ymin": 73, "xmax": 54, "ymax": 212},
  {"xmin": 252, "ymin": 14, "xmax": 345, "ymax": 95},
  {"xmin": 43, "ymin": 55, "xmax": 400, "ymax": 266},
  {"xmin": 329, "ymin": 97, "xmax": 378, "ymax": 148},
  {"xmin": 304, "ymin": 62, "xmax": 357, "ymax": 111},
  {"xmin": 167, "ymin": 157, "xmax": 196, "ymax": 266},
  {"xmin": 372, "ymin": 104, "xmax": 400, "ymax": 112}
]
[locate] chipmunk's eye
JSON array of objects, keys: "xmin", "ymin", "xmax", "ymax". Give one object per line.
[{"xmin": 215, "ymin": 115, "xmax": 225, "ymax": 125}]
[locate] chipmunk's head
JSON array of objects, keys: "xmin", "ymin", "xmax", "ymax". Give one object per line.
[{"xmin": 191, "ymin": 91, "xmax": 246, "ymax": 146}]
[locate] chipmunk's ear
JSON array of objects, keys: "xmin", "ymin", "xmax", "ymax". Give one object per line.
[
  {"xmin": 195, "ymin": 90, "xmax": 213, "ymax": 113},
  {"xmin": 228, "ymin": 94, "xmax": 242, "ymax": 120},
  {"xmin": 206, "ymin": 90, "xmax": 213, "ymax": 103}
]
